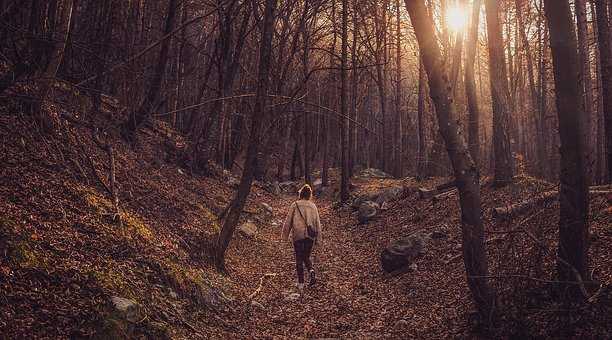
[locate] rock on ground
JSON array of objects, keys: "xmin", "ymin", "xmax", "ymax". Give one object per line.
[
  {"xmin": 110, "ymin": 296, "xmax": 144, "ymax": 323},
  {"xmin": 358, "ymin": 201, "xmax": 379, "ymax": 224},
  {"xmin": 238, "ymin": 221, "xmax": 258, "ymax": 238},
  {"xmin": 357, "ymin": 168, "xmax": 393, "ymax": 179},
  {"xmin": 374, "ymin": 186, "xmax": 405, "ymax": 206},
  {"xmin": 260, "ymin": 202, "xmax": 273, "ymax": 215},
  {"xmin": 380, "ymin": 233, "xmax": 427, "ymax": 273}
]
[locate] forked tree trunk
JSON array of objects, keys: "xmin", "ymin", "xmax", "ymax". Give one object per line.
[
  {"xmin": 214, "ymin": 0, "xmax": 276, "ymax": 270},
  {"xmin": 404, "ymin": 0, "xmax": 495, "ymax": 321},
  {"xmin": 543, "ymin": 0, "xmax": 590, "ymax": 292},
  {"xmin": 485, "ymin": 0, "xmax": 514, "ymax": 186}
]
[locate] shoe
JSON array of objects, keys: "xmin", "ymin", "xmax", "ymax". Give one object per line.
[
  {"xmin": 308, "ymin": 269, "xmax": 316, "ymax": 286},
  {"xmin": 296, "ymin": 283, "xmax": 304, "ymax": 292}
]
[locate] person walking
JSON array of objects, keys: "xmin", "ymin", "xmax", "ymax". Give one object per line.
[{"xmin": 281, "ymin": 184, "xmax": 322, "ymax": 292}]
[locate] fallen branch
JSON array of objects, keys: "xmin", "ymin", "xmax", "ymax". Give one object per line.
[
  {"xmin": 432, "ymin": 188, "xmax": 458, "ymax": 202},
  {"xmin": 492, "ymin": 188, "xmax": 612, "ymax": 219},
  {"xmin": 417, "ymin": 180, "xmax": 459, "ymax": 199}
]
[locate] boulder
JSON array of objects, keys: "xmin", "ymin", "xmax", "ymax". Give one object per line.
[
  {"xmin": 380, "ymin": 233, "xmax": 427, "ymax": 273},
  {"xmin": 374, "ymin": 186, "xmax": 405, "ymax": 206},
  {"xmin": 358, "ymin": 201, "xmax": 379, "ymax": 224},
  {"xmin": 279, "ymin": 181, "xmax": 298, "ymax": 193},
  {"xmin": 351, "ymin": 194, "xmax": 376, "ymax": 210},
  {"xmin": 238, "ymin": 221, "xmax": 258, "ymax": 238},
  {"xmin": 96, "ymin": 296, "xmax": 169, "ymax": 339},
  {"xmin": 110, "ymin": 296, "xmax": 144, "ymax": 323},
  {"xmin": 352, "ymin": 186, "xmax": 405, "ymax": 210},
  {"xmin": 357, "ymin": 168, "xmax": 393, "ymax": 179},
  {"xmin": 271, "ymin": 181, "xmax": 281, "ymax": 196}
]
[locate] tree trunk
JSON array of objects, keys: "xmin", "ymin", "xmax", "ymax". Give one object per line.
[
  {"xmin": 36, "ymin": 0, "xmax": 75, "ymax": 131},
  {"xmin": 516, "ymin": 0, "xmax": 547, "ymax": 178},
  {"xmin": 595, "ymin": 0, "xmax": 612, "ymax": 182},
  {"xmin": 543, "ymin": 0, "xmax": 590, "ymax": 292},
  {"xmin": 576, "ymin": 0, "xmax": 595, "ymax": 183},
  {"xmin": 215, "ymin": 0, "xmax": 276, "ymax": 271},
  {"xmin": 485, "ymin": 0, "xmax": 514, "ymax": 186},
  {"xmin": 404, "ymin": 0, "xmax": 495, "ymax": 321},
  {"xmin": 125, "ymin": 0, "xmax": 178, "ymax": 135},
  {"xmin": 350, "ymin": 0, "xmax": 359, "ymax": 177},
  {"xmin": 393, "ymin": 0, "xmax": 403, "ymax": 178},
  {"xmin": 340, "ymin": 0, "xmax": 350, "ymax": 202},
  {"xmin": 538, "ymin": 9, "xmax": 551, "ymax": 179},
  {"xmin": 465, "ymin": 0, "xmax": 482, "ymax": 167},
  {"xmin": 417, "ymin": 58, "xmax": 427, "ymax": 179}
]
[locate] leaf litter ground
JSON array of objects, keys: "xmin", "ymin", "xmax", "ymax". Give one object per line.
[{"xmin": 0, "ymin": 110, "xmax": 611, "ymax": 339}]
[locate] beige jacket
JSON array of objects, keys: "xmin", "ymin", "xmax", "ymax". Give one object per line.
[{"xmin": 281, "ymin": 200, "xmax": 322, "ymax": 243}]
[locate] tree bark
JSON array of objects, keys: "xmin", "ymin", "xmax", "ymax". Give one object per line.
[
  {"xmin": 595, "ymin": 0, "xmax": 612, "ymax": 182},
  {"xmin": 485, "ymin": 0, "xmax": 514, "ymax": 186},
  {"xmin": 576, "ymin": 0, "xmax": 595, "ymax": 183},
  {"xmin": 417, "ymin": 58, "xmax": 427, "ymax": 179},
  {"xmin": 340, "ymin": 0, "xmax": 350, "ymax": 202},
  {"xmin": 543, "ymin": 0, "xmax": 590, "ymax": 291},
  {"xmin": 393, "ymin": 0, "xmax": 403, "ymax": 178},
  {"xmin": 215, "ymin": 0, "xmax": 276, "ymax": 270},
  {"xmin": 465, "ymin": 0, "xmax": 482, "ymax": 167},
  {"xmin": 404, "ymin": 0, "xmax": 495, "ymax": 321}
]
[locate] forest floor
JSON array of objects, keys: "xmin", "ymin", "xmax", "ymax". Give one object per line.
[{"xmin": 1, "ymin": 94, "xmax": 611, "ymax": 339}]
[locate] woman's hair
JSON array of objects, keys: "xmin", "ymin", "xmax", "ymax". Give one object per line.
[{"xmin": 298, "ymin": 184, "xmax": 312, "ymax": 200}]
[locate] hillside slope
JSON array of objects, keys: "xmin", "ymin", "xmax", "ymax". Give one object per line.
[{"xmin": 1, "ymin": 95, "xmax": 611, "ymax": 339}]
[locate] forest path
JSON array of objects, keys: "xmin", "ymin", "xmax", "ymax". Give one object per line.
[{"xmin": 226, "ymin": 189, "xmax": 467, "ymax": 338}]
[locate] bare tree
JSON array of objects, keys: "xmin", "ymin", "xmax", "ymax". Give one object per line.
[
  {"xmin": 485, "ymin": 0, "xmax": 514, "ymax": 185},
  {"xmin": 543, "ymin": 0, "xmax": 590, "ymax": 294},
  {"xmin": 393, "ymin": 0, "xmax": 403, "ymax": 178},
  {"xmin": 340, "ymin": 0, "xmax": 350, "ymax": 202},
  {"xmin": 124, "ymin": 0, "xmax": 178, "ymax": 136},
  {"xmin": 404, "ymin": 0, "xmax": 495, "ymax": 320},
  {"xmin": 576, "ymin": 0, "xmax": 595, "ymax": 183},
  {"xmin": 594, "ymin": 0, "xmax": 612, "ymax": 182},
  {"xmin": 214, "ymin": 0, "xmax": 277, "ymax": 270},
  {"xmin": 465, "ymin": 0, "xmax": 482, "ymax": 166}
]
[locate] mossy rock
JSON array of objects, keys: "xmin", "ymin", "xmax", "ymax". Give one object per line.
[
  {"xmin": 162, "ymin": 261, "xmax": 230, "ymax": 310},
  {"xmin": 94, "ymin": 306, "xmax": 170, "ymax": 339}
]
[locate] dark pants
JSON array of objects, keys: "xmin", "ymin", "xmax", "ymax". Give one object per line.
[{"xmin": 293, "ymin": 238, "xmax": 314, "ymax": 284}]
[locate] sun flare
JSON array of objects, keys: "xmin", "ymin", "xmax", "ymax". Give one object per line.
[{"xmin": 446, "ymin": 4, "xmax": 468, "ymax": 32}]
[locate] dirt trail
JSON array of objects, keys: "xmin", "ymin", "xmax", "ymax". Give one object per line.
[{"xmin": 226, "ymin": 192, "xmax": 469, "ymax": 339}]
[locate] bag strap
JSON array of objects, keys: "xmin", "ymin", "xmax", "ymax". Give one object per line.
[{"xmin": 295, "ymin": 202, "xmax": 307, "ymax": 224}]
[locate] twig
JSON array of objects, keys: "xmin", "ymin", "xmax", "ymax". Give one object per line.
[{"xmin": 247, "ymin": 273, "xmax": 278, "ymax": 300}]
